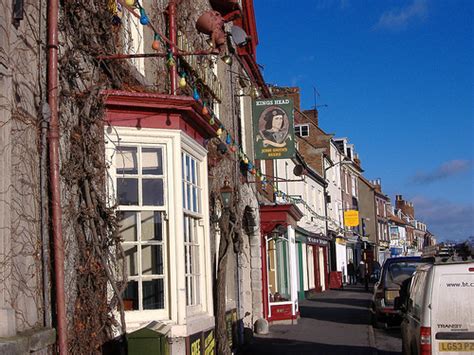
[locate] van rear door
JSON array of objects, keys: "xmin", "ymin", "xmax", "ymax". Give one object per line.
[{"xmin": 431, "ymin": 262, "xmax": 474, "ymax": 354}]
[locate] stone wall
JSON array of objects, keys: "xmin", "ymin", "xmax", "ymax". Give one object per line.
[{"xmin": 0, "ymin": 0, "xmax": 47, "ymax": 336}]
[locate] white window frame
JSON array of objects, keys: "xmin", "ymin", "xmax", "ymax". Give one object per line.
[
  {"xmin": 295, "ymin": 124, "xmax": 309, "ymax": 137},
  {"xmin": 123, "ymin": 10, "xmax": 145, "ymax": 75},
  {"xmin": 113, "ymin": 144, "xmax": 169, "ymax": 319},
  {"xmin": 105, "ymin": 127, "xmax": 213, "ymax": 328},
  {"xmin": 182, "ymin": 150, "xmax": 205, "ymax": 316}
]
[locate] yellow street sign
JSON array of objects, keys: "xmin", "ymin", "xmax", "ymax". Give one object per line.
[{"xmin": 344, "ymin": 210, "xmax": 359, "ymax": 227}]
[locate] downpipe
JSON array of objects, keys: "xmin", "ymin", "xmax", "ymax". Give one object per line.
[{"xmin": 47, "ymin": 0, "xmax": 68, "ymax": 353}]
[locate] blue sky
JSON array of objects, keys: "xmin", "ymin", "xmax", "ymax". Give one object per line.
[{"xmin": 253, "ymin": 0, "xmax": 473, "ymax": 241}]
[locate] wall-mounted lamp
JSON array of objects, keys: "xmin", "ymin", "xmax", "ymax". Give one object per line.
[{"xmin": 220, "ymin": 178, "xmax": 233, "ymax": 209}]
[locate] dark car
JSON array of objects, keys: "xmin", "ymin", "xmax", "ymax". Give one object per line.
[{"xmin": 370, "ymin": 256, "xmax": 426, "ymax": 328}]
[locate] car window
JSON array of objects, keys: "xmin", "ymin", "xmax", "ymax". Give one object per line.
[
  {"xmin": 411, "ymin": 271, "xmax": 427, "ymax": 319},
  {"xmin": 385, "ymin": 261, "xmax": 423, "ymax": 287}
]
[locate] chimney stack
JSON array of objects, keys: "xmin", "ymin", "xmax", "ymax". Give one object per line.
[{"xmin": 303, "ymin": 109, "xmax": 319, "ymax": 127}]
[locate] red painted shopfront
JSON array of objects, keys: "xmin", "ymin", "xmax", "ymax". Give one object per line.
[{"xmin": 260, "ymin": 204, "xmax": 303, "ymax": 323}]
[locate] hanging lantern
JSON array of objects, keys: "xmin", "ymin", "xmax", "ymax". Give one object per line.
[
  {"xmin": 202, "ymin": 103, "xmax": 209, "ymax": 115},
  {"xmin": 152, "ymin": 33, "xmax": 160, "ymax": 50},
  {"xmin": 125, "ymin": 0, "xmax": 135, "ymax": 6},
  {"xmin": 250, "ymin": 168, "xmax": 256, "ymax": 175},
  {"xmin": 247, "ymin": 162, "xmax": 253, "ymax": 171},
  {"xmin": 229, "ymin": 144, "xmax": 237, "ymax": 153},
  {"xmin": 209, "ymin": 116, "xmax": 215, "ymax": 125},
  {"xmin": 193, "ymin": 87, "xmax": 200, "ymax": 101},
  {"xmin": 216, "ymin": 128, "xmax": 223, "ymax": 137},
  {"xmin": 179, "ymin": 73, "xmax": 187, "ymax": 88},
  {"xmin": 139, "ymin": 7, "xmax": 150, "ymax": 25},
  {"xmin": 225, "ymin": 133, "xmax": 231, "ymax": 145},
  {"xmin": 242, "ymin": 156, "xmax": 248, "ymax": 164}
]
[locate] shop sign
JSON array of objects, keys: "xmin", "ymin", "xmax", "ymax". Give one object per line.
[
  {"xmin": 344, "ymin": 210, "xmax": 359, "ymax": 227},
  {"xmin": 252, "ymin": 97, "xmax": 295, "ymax": 160},
  {"xmin": 390, "ymin": 226, "xmax": 399, "ymax": 240},
  {"xmin": 187, "ymin": 328, "xmax": 215, "ymax": 355},
  {"xmin": 307, "ymin": 236, "xmax": 328, "ymax": 246},
  {"xmin": 225, "ymin": 309, "xmax": 238, "ymax": 349},
  {"xmin": 177, "ymin": 31, "xmax": 223, "ymax": 102}
]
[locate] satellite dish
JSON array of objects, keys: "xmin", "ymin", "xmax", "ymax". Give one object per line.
[{"xmin": 230, "ymin": 25, "xmax": 249, "ymax": 47}]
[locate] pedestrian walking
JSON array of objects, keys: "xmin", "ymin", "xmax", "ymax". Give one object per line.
[
  {"xmin": 358, "ymin": 260, "xmax": 366, "ymax": 285},
  {"xmin": 347, "ymin": 260, "xmax": 356, "ymax": 285}
]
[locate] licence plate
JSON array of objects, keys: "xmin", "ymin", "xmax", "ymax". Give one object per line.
[{"xmin": 439, "ymin": 342, "xmax": 474, "ymax": 352}]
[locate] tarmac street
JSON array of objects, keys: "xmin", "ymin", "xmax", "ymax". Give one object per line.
[{"xmin": 243, "ymin": 285, "xmax": 401, "ymax": 354}]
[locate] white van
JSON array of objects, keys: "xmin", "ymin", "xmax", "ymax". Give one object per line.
[{"xmin": 400, "ymin": 257, "xmax": 474, "ymax": 355}]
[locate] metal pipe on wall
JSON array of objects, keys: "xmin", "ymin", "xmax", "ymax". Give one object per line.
[
  {"xmin": 40, "ymin": 104, "xmax": 52, "ymax": 329},
  {"xmin": 168, "ymin": 0, "xmax": 177, "ymax": 94},
  {"xmin": 47, "ymin": 0, "xmax": 68, "ymax": 353}
]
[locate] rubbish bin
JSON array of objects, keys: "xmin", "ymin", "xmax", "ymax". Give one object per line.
[{"xmin": 127, "ymin": 322, "xmax": 169, "ymax": 355}]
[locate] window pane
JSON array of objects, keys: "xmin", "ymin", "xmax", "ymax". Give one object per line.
[
  {"xmin": 185, "ymin": 245, "xmax": 189, "ymax": 273},
  {"xmin": 186, "ymin": 184, "xmax": 191, "ymax": 210},
  {"xmin": 191, "ymin": 159, "xmax": 196, "ymax": 184},
  {"xmin": 117, "ymin": 178, "xmax": 138, "ymax": 205},
  {"xmin": 142, "ymin": 148, "xmax": 163, "ymax": 175},
  {"xmin": 186, "ymin": 155, "xmax": 190, "ymax": 182},
  {"xmin": 183, "ymin": 217, "xmax": 189, "ymax": 242},
  {"xmin": 119, "ymin": 211, "xmax": 137, "ymax": 241},
  {"xmin": 141, "ymin": 211, "xmax": 163, "ymax": 241},
  {"xmin": 123, "ymin": 244, "xmax": 138, "ymax": 276},
  {"xmin": 123, "ymin": 280, "xmax": 139, "ymax": 311},
  {"xmin": 192, "ymin": 187, "xmax": 197, "ymax": 212},
  {"xmin": 142, "ymin": 245, "xmax": 163, "ymax": 275},
  {"xmin": 142, "ymin": 179, "xmax": 164, "ymax": 206},
  {"xmin": 182, "ymin": 182, "xmax": 186, "ymax": 208},
  {"xmin": 143, "ymin": 279, "xmax": 164, "ymax": 310},
  {"xmin": 116, "ymin": 147, "xmax": 138, "ymax": 175}
]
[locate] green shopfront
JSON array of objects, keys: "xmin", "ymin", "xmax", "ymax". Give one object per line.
[{"xmin": 295, "ymin": 227, "xmax": 330, "ymax": 299}]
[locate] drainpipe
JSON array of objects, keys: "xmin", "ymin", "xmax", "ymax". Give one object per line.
[
  {"xmin": 40, "ymin": 103, "xmax": 52, "ymax": 329},
  {"xmin": 168, "ymin": 0, "xmax": 177, "ymax": 94},
  {"xmin": 48, "ymin": 0, "xmax": 68, "ymax": 353}
]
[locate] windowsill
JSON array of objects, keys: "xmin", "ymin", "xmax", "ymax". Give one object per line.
[
  {"xmin": 170, "ymin": 313, "xmax": 215, "ymax": 338},
  {"xmin": 125, "ymin": 311, "xmax": 215, "ymax": 338}
]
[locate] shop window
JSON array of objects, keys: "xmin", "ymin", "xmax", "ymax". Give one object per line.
[{"xmin": 268, "ymin": 238, "xmax": 290, "ymax": 302}]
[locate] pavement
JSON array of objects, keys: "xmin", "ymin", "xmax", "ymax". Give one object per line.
[{"xmin": 242, "ymin": 284, "xmax": 402, "ymax": 355}]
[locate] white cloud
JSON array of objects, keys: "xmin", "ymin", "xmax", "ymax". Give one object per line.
[
  {"xmin": 375, "ymin": 0, "xmax": 428, "ymax": 31},
  {"xmin": 410, "ymin": 195, "xmax": 474, "ymax": 242},
  {"xmin": 411, "ymin": 159, "xmax": 473, "ymax": 184}
]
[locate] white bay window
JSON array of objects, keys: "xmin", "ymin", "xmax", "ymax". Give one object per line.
[{"xmin": 106, "ymin": 128, "xmax": 213, "ymax": 330}]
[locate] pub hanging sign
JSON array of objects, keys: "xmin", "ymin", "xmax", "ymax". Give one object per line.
[{"xmin": 252, "ymin": 97, "xmax": 295, "ymax": 160}]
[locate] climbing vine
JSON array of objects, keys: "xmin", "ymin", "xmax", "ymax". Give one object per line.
[{"xmin": 57, "ymin": 1, "xmax": 145, "ymax": 352}]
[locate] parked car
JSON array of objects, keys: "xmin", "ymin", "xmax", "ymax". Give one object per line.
[
  {"xmin": 371, "ymin": 256, "xmax": 426, "ymax": 327},
  {"xmin": 398, "ymin": 248, "xmax": 474, "ymax": 355}
]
